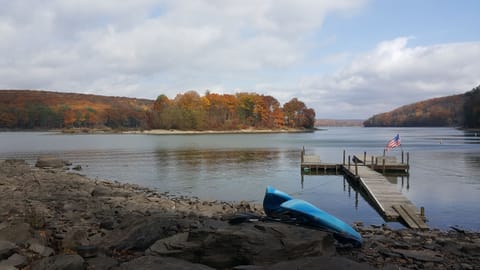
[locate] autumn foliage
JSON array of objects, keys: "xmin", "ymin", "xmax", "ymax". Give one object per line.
[
  {"xmin": 0, "ymin": 90, "xmax": 316, "ymax": 130},
  {"xmin": 147, "ymin": 91, "xmax": 316, "ymax": 130},
  {"xmin": 0, "ymin": 90, "xmax": 152, "ymax": 129},
  {"xmin": 364, "ymin": 85, "xmax": 480, "ymax": 128}
]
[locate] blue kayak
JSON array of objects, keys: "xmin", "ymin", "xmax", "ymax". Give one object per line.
[{"xmin": 263, "ymin": 186, "xmax": 362, "ymax": 247}]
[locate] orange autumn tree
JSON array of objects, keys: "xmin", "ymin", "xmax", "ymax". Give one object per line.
[{"xmin": 148, "ymin": 91, "xmax": 314, "ymax": 130}]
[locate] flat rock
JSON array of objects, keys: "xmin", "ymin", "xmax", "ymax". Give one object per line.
[
  {"xmin": 146, "ymin": 222, "xmax": 335, "ymax": 269},
  {"xmin": 1, "ymin": 253, "xmax": 27, "ymax": 268},
  {"xmin": 86, "ymin": 254, "xmax": 118, "ymax": 270},
  {"xmin": 107, "ymin": 215, "xmax": 189, "ymax": 251},
  {"xmin": 391, "ymin": 249, "xmax": 444, "ymax": 262},
  {"xmin": 29, "ymin": 242, "xmax": 55, "ymax": 257},
  {"xmin": 0, "ymin": 223, "xmax": 32, "ymax": 244},
  {"xmin": 114, "ymin": 256, "xmax": 215, "ymax": 270},
  {"xmin": 35, "ymin": 156, "xmax": 70, "ymax": 169},
  {"xmin": 31, "ymin": 254, "xmax": 85, "ymax": 270},
  {"xmin": 265, "ymin": 256, "xmax": 376, "ymax": 270},
  {"xmin": 0, "ymin": 240, "xmax": 16, "ymax": 260}
]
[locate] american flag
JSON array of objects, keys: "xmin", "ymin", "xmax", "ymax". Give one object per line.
[{"xmin": 386, "ymin": 134, "xmax": 401, "ymax": 151}]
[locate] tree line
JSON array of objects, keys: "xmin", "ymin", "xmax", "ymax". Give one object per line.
[
  {"xmin": 146, "ymin": 91, "xmax": 315, "ymax": 130},
  {"xmin": 0, "ymin": 90, "xmax": 316, "ymax": 130},
  {"xmin": 364, "ymin": 85, "xmax": 480, "ymax": 128},
  {"xmin": 0, "ymin": 90, "xmax": 152, "ymax": 129}
]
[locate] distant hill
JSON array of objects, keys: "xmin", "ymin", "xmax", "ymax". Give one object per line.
[
  {"xmin": 315, "ymin": 119, "xmax": 364, "ymax": 127},
  {"xmin": 0, "ymin": 90, "xmax": 153, "ymax": 129},
  {"xmin": 364, "ymin": 85, "xmax": 480, "ymax": 128}
]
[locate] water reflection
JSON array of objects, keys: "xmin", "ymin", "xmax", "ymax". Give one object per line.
[{"xmin": 1, "ymin": 128, "xmax": 479, "ymax": 230}]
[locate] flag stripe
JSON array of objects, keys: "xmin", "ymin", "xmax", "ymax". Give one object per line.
[{"xmin": 386, "ymin": 134, "xmax": 401, "ymax": 150}]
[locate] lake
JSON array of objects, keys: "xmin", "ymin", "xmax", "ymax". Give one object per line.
[{"xmin": 1, "ymin": 127, "xmax": 479, "ymax": 230}]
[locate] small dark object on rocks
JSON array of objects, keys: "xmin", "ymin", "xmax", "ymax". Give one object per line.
[
  {"xmin": 228, "ymin": 213, "xmax": 262, "ymax": 225},
  {"xmin": 76, "ymin": 245, "xmax": 98, "ymax": 258}
]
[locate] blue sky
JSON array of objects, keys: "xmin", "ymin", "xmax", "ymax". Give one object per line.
[{"xmin": 0, "ymin": 0, "xmax": 479, "ymax": 119}]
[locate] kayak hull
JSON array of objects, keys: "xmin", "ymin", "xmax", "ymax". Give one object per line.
[{"xmin": 263, "ymin": 186, "xmax": 362, "ymax": 247}]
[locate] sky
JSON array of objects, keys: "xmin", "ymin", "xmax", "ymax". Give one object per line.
[{"xmin": 1, "ymin": 0, "xmax": 479, "ymax": 119}]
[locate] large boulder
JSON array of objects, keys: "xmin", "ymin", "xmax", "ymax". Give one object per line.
[
  {"xmin": 35, "ymin": 156, "xmax": 70, "ymax": 169},
  {"xmin": 105, "ymin": 214, "xmax": 191, "ymax": 251},
  {"xmin": 147, "ymin": 222, "xmax": 336, "ymax": 269}
]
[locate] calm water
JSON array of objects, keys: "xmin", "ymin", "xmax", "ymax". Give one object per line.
[{"xmin": 1, "ymin": 127, "xmax": 479, "ymax": 230}]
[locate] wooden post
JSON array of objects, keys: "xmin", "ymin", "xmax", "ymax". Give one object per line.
[
  {"xmin": 355, "ymin": 191, "xmax": 359, "ymax": 209},
  {"xmin": 371, "ymin": 156, "xmax": 374, "ymax": 167},
  {"xmin": 407, "ymin": 152, "xmax": 410, "ymax": 173},
  {"xmin": 355, "ymin": 159, "xmax": 358, "ymax": 175},
  {"xmin": 363, "ymin": 151, "xmax": 366, "ymax": 164},
  {"xmin": 420, "ymin": 207, "xmax": 425, "ymax": 219},
  {"xmin": 343, "ymin": 150, "xmax": 346, "ymax": 165},
  {"xmin": 375, "ymin": 157, "xmax": 378, "ymax": 166},
  {"xmin": 383, "ymin": 149, "xmax": 386, "ymax": 156},
  {"xmin": 401, "ymin": 151, "xmax": 404, "ymax": 164},
  {"xmin": 301, "ymin": 146, "xmax": 305, "ymax": 163},
  {"xmin": 382, "ymin": 158, "xmax": 386, "ymax": 174},
  {"xmin": 348, "ymin": 155, "xmax": 351, "ymax": 169}
]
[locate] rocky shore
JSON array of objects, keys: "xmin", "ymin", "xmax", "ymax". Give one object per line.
[{"xmin": 0, "ymin": 159, "xmax": 478, "ymax": 269}]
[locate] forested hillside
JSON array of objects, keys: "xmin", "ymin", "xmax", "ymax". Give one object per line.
[
  {"xmin": 463, "ymin": 85, "xmax": 480, "ymax": 128},
  {"xmin": 0, "ymin": 90, "xmax": 152, "ymax": 129},
  {"xmin": 0, "ymin": 90, "xmax": 315, "ymax": 130},
  {"xmin": 364, "ymin": 85, "xmax": 480, "ymax": 128}
]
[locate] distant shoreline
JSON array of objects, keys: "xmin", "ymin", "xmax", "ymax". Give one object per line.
[
  {"xmin": 0, "ymin": 127, "xmax": 317, "ymax": 135},
  {"xmin": 125, "ymin": 128, "xmax": 316, "ymax": 135}
]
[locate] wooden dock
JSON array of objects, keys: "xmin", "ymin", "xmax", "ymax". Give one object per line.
[
  {"xmin": 352, "ymin": 152, "xmax": 409, "ymax": 173},
  {"xmin": 301, "ymin": 149, "xmax": 427, "ymax": 229},
  {"xmin": 301, "ymin": 154, "xmax": 342, "ymax": 174}
]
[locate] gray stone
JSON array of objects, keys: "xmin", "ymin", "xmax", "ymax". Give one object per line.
[
  {"xmin": 0, "ymin": 263, "xmax": 18, "ymax": 270},
  {"xmin": 0, "ymin": 223, "xmax": 31, "ymax": 244},
  {"xmin": 35, "ymin": 156, "xmax": 69, "ymax": 169},
  {"xmin": 75, "ymin": 245, "xmax": 98, "ymax": 258},
  {"xmin": 108, "ymin": 216, "xmax": 187, "ymax": 251},
  {"xmin": 29, "ymin": 242, "xmax": 55, "ymax": 257},
  {"xmin": 391, "ymin": 249, "xmax": 444, "ymax": 262},
  {"xmin": 2, "ymin": 253, "xmax": 27, "ymax": 268},
  {"xmin": 265, "ymin": 256, "xmax": 376, "ymax": 270},
  {"xmin": 460, "ymin": 243, "xmax": 480, "ymax": 256},
  {"xmin": 114, "ymin": 256, "xmax": 215, "ymax": 270},
  {"xmin": 0, "ymin": 240, "xmax": 16, "ymax": 259},
  {"xmin": 147, "ymin": 232, "xmax": 199, "ymax": 255},
  {"xmin": 145, "ymin": 222, "xmax": 335, "ymax": 269},
  {"xmin": 31, "ymin": 254, "xmax": 85, "ymax": 270},
  {"xmin": 86, "ymin": 255, "xmax": 118, "ymax": 270}
]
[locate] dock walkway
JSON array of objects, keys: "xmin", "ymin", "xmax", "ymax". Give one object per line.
[{"xmin": 300, "ymin": 149, "xmax": 427, "ymax": 229}]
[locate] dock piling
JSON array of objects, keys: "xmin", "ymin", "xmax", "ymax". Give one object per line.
[
  {"xmin": 382, "ymin": 158, "xmax": 386, "ymax": 174},
  {"xmin": 355, "ymin": 159, "xmax": 358, "ymax": 176}
]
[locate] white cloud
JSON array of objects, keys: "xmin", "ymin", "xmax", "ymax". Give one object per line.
[
  {"xmin": 0, "ymin": 0, "xmax": 366, "ymax": 99},
  {"xmin": 301, "ymin": 37, "xmax": 480, "ymax": 119},
  {"xmin": 1, "ymin": 1, "xmax": 478, "ymax": 120}
]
